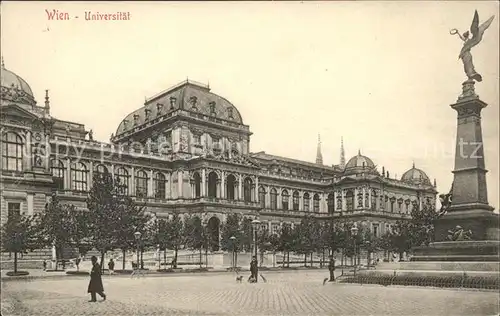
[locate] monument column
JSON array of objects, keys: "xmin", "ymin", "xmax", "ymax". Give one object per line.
[{"xmin": 433, "ymin": 80, "xmax": 497, "ymax": 242}]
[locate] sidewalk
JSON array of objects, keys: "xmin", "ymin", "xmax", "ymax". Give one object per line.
[{"xmin": 1, "ymin": 265, "xmax": 329, "ymax": 282}]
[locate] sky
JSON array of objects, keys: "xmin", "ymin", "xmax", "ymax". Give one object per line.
[{"xmin": 2, "ymin": 1, "xmax": 499, "ymax": 209}]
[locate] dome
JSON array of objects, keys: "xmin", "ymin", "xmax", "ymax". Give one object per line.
[
  {"xmin": 1, "ymin": 61, "xmax": 36, "ymax": 105},
  {"xmin": 345, "ymin": 151, "xmax": 375, "ymax": 169},
  {"xmin": 115, "ymin": 79, "xmax": 244, "ymax": 137},
  {"xmin": 401, "ymin": 163, "xmax": 431, "ymax": 185}
]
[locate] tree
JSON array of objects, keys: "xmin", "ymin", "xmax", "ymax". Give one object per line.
[
  {"xmin": 165, "ymin": 211, "xmax": 184, "ymax": 268},
  {"xmin": 36, "ymin": 194, "xmax": 75, "ymax": 270},
  {"xmin": 184, "ymin": 214, "xmax": 206, "ymax": 268},
  {"xmin": 1, "ymin": 212, "xmax": 38, "ymax": 273},
  {"xmin": 220, "ymin": 213, "xmax": 242, "ymax": 251},
  {"xmin": 67, "ymin": 210, "xmax": 93, "ymax": 271},
  {"xmin": 294, "ymin": 216, "xmax": 317, "ymax": 266},
  {"xmin": 151, "ymin": 218, "xmax": 170, "ymax": 269},
  {"xmin": 278, "ymin": 223, "xmax": 294, "ymax": 267},
  {"xmin": 86, "ymin": 171, "xmax": 122, "ymax": 269}
]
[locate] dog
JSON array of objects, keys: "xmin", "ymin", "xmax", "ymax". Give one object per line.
[{"xmin": 236, "ymin": 276, "xmax": 243, "ymax": 283}]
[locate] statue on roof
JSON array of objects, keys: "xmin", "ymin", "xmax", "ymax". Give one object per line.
[{"xmin": 450, "ymin": 10, "xmax": 495, "ymax": 82}]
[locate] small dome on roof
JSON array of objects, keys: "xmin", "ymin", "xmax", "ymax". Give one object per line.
[{"xmin": 401, "ymin": 162, "xmax": 431, "ymax": 185}]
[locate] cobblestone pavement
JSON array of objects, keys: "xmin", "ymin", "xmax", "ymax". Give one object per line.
[{"xmin": 2, "ymin": 270, "xmax": 498, "ymax": 316}]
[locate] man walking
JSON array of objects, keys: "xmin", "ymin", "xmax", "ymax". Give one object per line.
[
  {"xmin": 108, "ymin": 259, "xmax": 115, "ymax": 275},
  {"xmin": 328, "ymin": 255, "xmax": 336, "ymax": 282},
  {"xmin": 248, "ymin": 256, "xmax": 258, "ymax": 283},
  {"xmin": 87, "ymin": 256, "xmax": 106, "ymax": 302}
]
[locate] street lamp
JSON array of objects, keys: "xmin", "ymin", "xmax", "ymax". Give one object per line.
[
  {"xmin": 134, "ymin": 231, "xmax": 142, "ymax": 271},
  {"xmin": 350, "ymin": 224, "xmax": 358, "ymax": 276},
  {"xmin": 230, "ymin": 236, "xmax": 236, "ymax": 270},
  {"xmin": 251, "ymin": 220, "xmax": 261, "ymax": 259}
]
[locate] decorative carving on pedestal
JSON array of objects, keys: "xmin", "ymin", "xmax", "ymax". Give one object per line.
[{"xmin": 447, "ymin": 225, "xmax": 473, "ymax": 241}]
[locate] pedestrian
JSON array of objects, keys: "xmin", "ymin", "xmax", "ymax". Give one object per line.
[
  {"xmin": 108, "ymin": 258, "xmax": 115, "ymax": 275},
  {"xmin": 248, "ymin": 256, "xmax": 258, "ymax": 283},
  {"xmin": 328, "ymin": 255, "xmax": 336, "ymax": 282},
  {"xmin": 87, "ymin": 256, "xmax": 106, "ymax": 302},
  {"xmin": 42, "ymin": 260, "xmax": 47, "ymax": 271}
]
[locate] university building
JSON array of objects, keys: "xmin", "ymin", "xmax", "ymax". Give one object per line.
[{"xmin": 1, "ymin": 61, "xmax": 438, "ymax": 253}]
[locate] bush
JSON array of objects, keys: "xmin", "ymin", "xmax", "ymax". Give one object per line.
[
  {"xmin": 6, "ymin": 271, "xmax": 29, "ymax": 276},
  {"xmin": 157, "ymin": 268, "xmax": 174, "ymax": 273}
]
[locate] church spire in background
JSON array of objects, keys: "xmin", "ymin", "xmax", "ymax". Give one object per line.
[
  {"xmin": 340, "ymin": 136, "xmax": 346, "ymax": 168},
  {"xmin": 316, "ymin": 134, "xmax": 323, "ymax": 165}
]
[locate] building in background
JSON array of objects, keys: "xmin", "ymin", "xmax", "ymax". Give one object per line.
[{"xmin": 1, "ymin": 61, "xmax": 437, "ymax": 253}]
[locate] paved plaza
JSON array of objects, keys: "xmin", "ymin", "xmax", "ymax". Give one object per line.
[{"xmin": 1, "ymin": 270, "xmax": 498, "ymax": 316}]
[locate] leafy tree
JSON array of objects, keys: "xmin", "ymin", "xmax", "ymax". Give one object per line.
[
  {"xmin": 36, "ymin": 194, "xmax": 75, "ymax": 270},
  {"xmin": 86, "ymin": 171, "xmax": 123, "ymax": 269},
  {"xmin": 278, "ymin": 223, "xmax": 294, "ymax": 267},
  {"xmin": 240, "ymin": 217, "xmax": 253, "ymax": 252},
  {"xmin": 165, "ymin": 211, "xmax": 184, "ymax": 268},
  {"xmin": 67, "ymin": 210, "xmax": 93, "ymax": 270},
  {"xmin": 294, "ymin": 215, "xmax": 317, "ymax": 266},
  {"xmin": 184, "ymin": 214, "xmax": 207, "ymax": 268},
  {"xmin": 1, "ymin": 212, "xmax": 38, "ymax": 273},
  {"xmin": 151, "ymin": 217, "xmax": 170, "ymax": 269},
  {"xmin": 220, "ymin": 213, "xmax": 242, "ymax": 251}
]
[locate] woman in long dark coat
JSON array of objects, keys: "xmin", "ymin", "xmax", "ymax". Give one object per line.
[{"xmin": 87, "ymin": 256, "xmax": 106, "ymax": 302}]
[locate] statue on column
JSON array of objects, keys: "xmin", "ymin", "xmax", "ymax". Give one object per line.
[{"xmin": 450, "ymin": 11, "xmax": 494, "ymax": 82}]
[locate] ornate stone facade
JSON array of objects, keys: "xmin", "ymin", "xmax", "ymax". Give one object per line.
[{"xmin": 0, "ymin": 64, "xmax": 438, "ymax": 244}]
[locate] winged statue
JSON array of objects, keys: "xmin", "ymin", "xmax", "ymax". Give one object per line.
[{"xmin": 450, "ymin": 10, "xmax": 495, "ymax": 82}]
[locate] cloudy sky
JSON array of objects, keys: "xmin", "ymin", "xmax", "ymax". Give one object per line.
[{"xmin": 2, "ymin": 1, "xmax": 499, "ymax": 208}]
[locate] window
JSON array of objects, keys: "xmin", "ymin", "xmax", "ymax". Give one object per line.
[
  {"xmin": 346, "ymin": 190, "xmax": 354, "ymax": 210},
  {"xmin": 135, "ymin": 170, "xmax": 148, "ymax": 197},
  {"xmin": 115, "ymin": 167, "xmax": 129, "ymax": 195},
  {"xmin": 390, "ymin": 197, "xmax": 396, "ymax": 212},
  {"xmin": 7, "ymin": 202, "xmax": 21, "ymax": 220},
  {"xmin": 50, "ymin": 160, "xmax": 65, "ymax": 190},
  {"xmin": 243, "ymin": 178, "xmax": 252, "ymax": 202},
  {"xmin": 371, "ymin": 190, "xmax": 378, "ymax": 210},
  {"xmin": 226, "ymin": 175, "xmax": 236, "ymax": 200},
  {"xmin": 313, "ymin": 194, "xmax": 320, "ymax": 212},
  {"xmin": 373, "ymin": 224, "xmax": 379, "ymax": 237},
  {"xmin": 2, "ymin": 132, "xmax": 23, "ymax": 171},
  {"xmin": 208, "ymin": 172, "xmax": 218, "ymax": 198},
  {"xmin": 327, "ymin": 193, "xmax": 334, "ymax": 214},
  {"xmin": 155, "ymin": 173, "xmax": 166, "ymax": 199},
  {"xmin": 71, "ymin": 162, "xmax": 88, "ymax": 191},
  {"xmin": 228, "ymin": 107, "xmax": 234, "ymax": 119},
  {"xmin": 270, "ymin": 188, "xmax": 278, "ymax": 210},
  {"xmin": 292, "ymin": 191, "xmax": 299, "ymax": 210},
  {"xmin": 94, "ymin": 164, "xmax": 108, "ymax": 181},
  {"xmin": 193, "ymin": 134, "xmax": 201, "ymax": 145},
  {"xmin": 258, "ymin": 186, "xmax": 266, "ymax": 208},
  {"xmin": 272, "ymin": 224, "xmax": 280, "ymax": 235},
  {"xmin": 303, "ymin": 193, "xmax": 310, "ymax": 212},
  {"xmin": 193, "ymin": 172, "xmax": 202, "ymax": 198},
  {"xmin": 209, "ymin": 101, "xmax": 216, "ymax": 115},
  {"xmin": 281, "ymin": 190, "xmax": 289, "ymax": 210}
]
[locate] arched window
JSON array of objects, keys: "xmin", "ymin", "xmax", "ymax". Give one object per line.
[
  {"xmin": 346, "ymin": 190, "xmax": 354, "ymax": 210},
  {"xmin": 327, "ymin": 193, "xmax": 334, "ymax": 214},
  {"xmin": 50, "ymin": 160, "xmax": 65, "ymax": 190},
  {"xmin": 270, "ymin": 188, "xmax": 278, "ymax": 210},
  {"xmin": 71, "ymin": 162, "xmax": 88, "ymax": 191},
  {"xmin": 243, "ymin": 177, "xmax": 253, "ymax": 202},
  {"xmin": 281, "ymin": 189, "xmax": 289, "ymax": 210},
  {"xmin": 313, "ymin": 194, "xmax": 320, "ymax": 212},
  {"xmin": 115, "ymin": 167, "xmax": 129, "ymax": 195},
  {"xmin": 94, "ymin": 164, "xmax": 108, "ymax": 176},
  {"xmin": 303, "ymin": 193, "xmax": 310, "ymax": 212},
  {"xmin": 258, "ymin": 186, "xmax": 266, "ymax": 208},
  {"xmin": 208, "ymin": 172, "xmax": 218, "ymax": 198},
  {"xmin": 193, "ymin": 172, "xmax": 202, "ymax": 198},
  {"xmin": 155, "ymin": 172, "xmax": 166, "ymax": 199},
  {"xmin": 135, "ymin": 170, "xmax": 148, "ymax": 197},
  {"xmin": 2, "ymin": 132, "xmax": 23, "ymax": 171},
  {"xmin": 226, "ymin": 174, "xmax": 236, "ymax": 200},
  {"xmin": 292, "ymin": 191, "xmax": 300, "ymax": 211}
]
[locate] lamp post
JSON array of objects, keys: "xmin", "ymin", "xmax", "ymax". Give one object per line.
[
  {"xmin": 134, "ymin": 231, "xmax": 141, "ymax": 271},
  {"xmin": 350, "ymin": 224, "xmax": 358, "ymax": 276},
  {"xmin": 230, "ymin": 236, "xmax": 236, "ymax": 270},
  {"xmin": 251, "ymin": 220, "xmax": 261, "ymax": 259}
]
